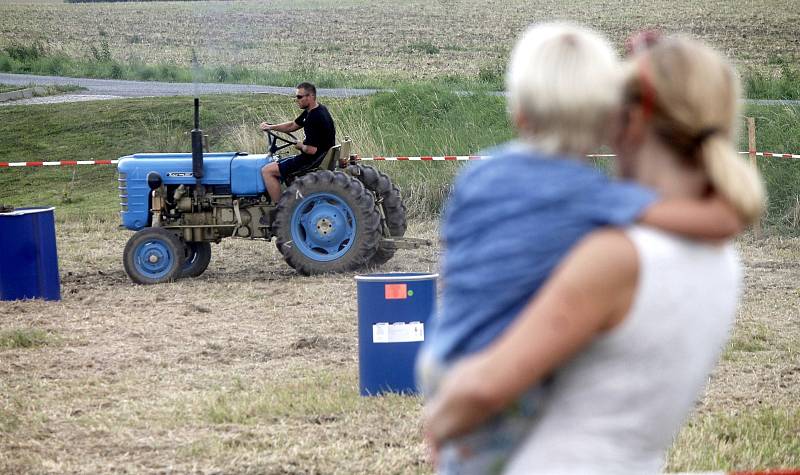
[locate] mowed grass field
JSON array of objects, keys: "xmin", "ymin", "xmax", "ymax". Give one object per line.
[
  {"xmin": 0, "ymin": 0, "xmax": 798, "ymax": 84},
  {"xmin": 0, "ymin": 217, "xmax": 798, "ymax": 473}
]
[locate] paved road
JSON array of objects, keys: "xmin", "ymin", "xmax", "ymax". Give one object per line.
[
  {"xmin": 0, "ymin": 72, "xmax": 377, "ymax": 102},
  {"xmin": 0, "ymin": 72, "xmax": 797, "ymax": 106}
]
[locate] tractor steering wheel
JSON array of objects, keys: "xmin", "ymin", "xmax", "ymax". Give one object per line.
[{"xmin": 264, "ymin": 128, "xmax": 299, "ymax": 156}]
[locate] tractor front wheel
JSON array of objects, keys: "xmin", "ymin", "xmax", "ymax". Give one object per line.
[
  {"xmin": 181, "ymin": 241, "xmax": 212, "ymax": 278},
  {"xmin": 123, "ymin": 228, "xmax": 186, "ymax": 285},
  {"xmin": 273, "ymin": 170, "xmax": 382, "ymax": 275}
]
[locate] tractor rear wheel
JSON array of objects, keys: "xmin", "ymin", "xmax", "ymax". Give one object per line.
[
  {"xmin": 181, "ymin": 241, "xmax": 212, "ymax": 278},
  {"xmin": 123, "ymin": 228, "xmax": 185, "ymax": 285},
  {"xmin": 274, "ymin": 170, "xmax": 381, "ymax": 275},
  {"xmin": 347, "ymin": 164, "xmax": 407, "ymax": 265}
]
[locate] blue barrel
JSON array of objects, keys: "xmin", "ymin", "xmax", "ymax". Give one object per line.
[
  {"xmin": 355, "ymin": 272, "xmax": 437, "ymax": 396},
  {"xmin": 0, "ymin": 207, "xmax": 61, "ymax": 301}
]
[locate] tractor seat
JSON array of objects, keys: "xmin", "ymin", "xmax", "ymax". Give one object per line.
[{"xmin": 281, "ymin": 144, "xmax": 342, "ymax": 183}]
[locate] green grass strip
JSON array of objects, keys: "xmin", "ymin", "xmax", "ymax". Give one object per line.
[
  {"xmin": 1, "ymin": 89, "xmax": 799, "ymax": 229},
  {"xmin": 0, "ymin": 328, "xmax": 53, "ymax": 349}
]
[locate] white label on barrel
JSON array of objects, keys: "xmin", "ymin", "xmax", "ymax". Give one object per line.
[{"xmin": 372, "ymin": 322, "xmax": 425, "ymax": 343}]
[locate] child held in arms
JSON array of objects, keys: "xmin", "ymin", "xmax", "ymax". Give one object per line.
[{"xmin": 418, "ymin": 23, "xmax": 750, "ymax": 474}]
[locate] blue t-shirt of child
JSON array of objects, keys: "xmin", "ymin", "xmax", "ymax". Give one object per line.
[{"xmin": 424, "ymin": 142, "xmax": 658, "ymax": 364}]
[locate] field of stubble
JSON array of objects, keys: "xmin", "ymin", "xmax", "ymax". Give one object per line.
[
  {"xmin": 0, "ymin": 0, "xmax": 798, "ymax": 81},
  {"xmin": 0, "ymin": 217, "xmax": 798, "ymax": 473}
]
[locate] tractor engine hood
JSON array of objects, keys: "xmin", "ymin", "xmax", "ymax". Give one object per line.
[
  {"xmin": 116, "ymin": 152, "xmax": 274, "ymax": 231},
  {"xmin": 118, "ymin": 152, "xmax": 242, "ymax": 185}
]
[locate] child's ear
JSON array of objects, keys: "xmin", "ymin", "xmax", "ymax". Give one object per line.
[
  {"xmin": 615, "ymin": 104, "xmax": 648, "ymax": 153},
  {"xmin": 513, "ymin": 109, "xmax": 534, "ymax": 135},
  {"xmin": 613, "ymin": 105, "xmax": 646, "ymax": 179}
]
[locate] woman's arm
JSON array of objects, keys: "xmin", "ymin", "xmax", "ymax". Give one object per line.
[{"xmin": 423, "ymin": 229, "xmax": 639, "ymax": 448}]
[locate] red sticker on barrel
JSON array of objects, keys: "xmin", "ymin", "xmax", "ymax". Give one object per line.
[{"xmin": 385, "ymin": 283, "xmax": 408, "ymax": 299}]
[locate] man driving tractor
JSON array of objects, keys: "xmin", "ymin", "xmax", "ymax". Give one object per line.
[{"xmin": 259, "ymin": 82, "xmax": 336, "ymax": 205}]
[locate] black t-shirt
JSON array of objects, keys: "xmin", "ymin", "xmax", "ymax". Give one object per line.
[{"xmin": 294, "ymin": 104, "xmax": 336, "ymax": 160}]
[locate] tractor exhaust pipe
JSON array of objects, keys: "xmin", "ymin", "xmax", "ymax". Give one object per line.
[{"xmin": 191, "ymin": 98, "xmax": 204, "ymax": 185}]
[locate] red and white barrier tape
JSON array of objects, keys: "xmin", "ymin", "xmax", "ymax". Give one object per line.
[
  {"xmin": 0, "ymin": 160, "xmax": 118, "ymax": 167},
  {"xmin": 1, "ymin": 151, "xmax": 800, "ymax": 168},
  {"xmin": 743, "ymin": 151, "xmax": 800, "ymax": 159},
  {"xmin": 363, "ymin": 155, "xmax": 484, "ymax": 161},
  {"xmin": 358, "ymin": 151, "xmax": 800, "ymax": 161}
]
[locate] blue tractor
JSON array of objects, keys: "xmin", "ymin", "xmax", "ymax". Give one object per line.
[{"xmin": 117, "ymin": 99, "xmax": 413, "ymax": 284}]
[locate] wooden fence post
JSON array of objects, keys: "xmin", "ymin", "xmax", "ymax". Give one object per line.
[{"xmin": 746, "ymin": 116, "xmax": 761, "ymax": 238}]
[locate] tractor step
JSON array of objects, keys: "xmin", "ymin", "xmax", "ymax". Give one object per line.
[{"xmin": 380, "ymin": 236, "xmax": 433, "ymax": 249}]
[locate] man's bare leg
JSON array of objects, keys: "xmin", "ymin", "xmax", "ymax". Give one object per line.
[{"xmin": 261, "ymin": 162, "xmax": 282, "ymax": 203}]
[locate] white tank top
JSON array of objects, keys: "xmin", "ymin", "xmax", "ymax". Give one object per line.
[{"xmin": 504, "ymin": 226, "xmax": 741, "ymax": 475}]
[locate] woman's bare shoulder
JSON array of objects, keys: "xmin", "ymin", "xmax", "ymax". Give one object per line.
[
  {"xmin": 551, "ymin": 228, "xmax": 639, "ymax": 329},
  {"xmin": 566, "ymin": 228, "xmax": 638, "ymax": 279}
]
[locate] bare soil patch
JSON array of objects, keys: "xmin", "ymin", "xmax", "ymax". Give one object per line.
[{"xmin": 0, "ymin": 219, "xmax": 797, "ymax": 473}]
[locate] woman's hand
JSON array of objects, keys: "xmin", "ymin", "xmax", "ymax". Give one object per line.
[
  {"xmin": 423, "ymin": 426, "xmax": 440, "ymax": 467},
  {"xmin": 423, "ymin": 353, "xmax": 500, "ymax": 450},
  {"xmin": 422, "ymin": 229, "xmax": 638, "ymax": 454}
]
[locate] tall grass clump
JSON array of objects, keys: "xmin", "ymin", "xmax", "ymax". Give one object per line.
[
  {"xmin": 744, "ymin": 63, "xmax": 800, "ymax": 100},
  {"xmin": 4, "ymin": 43, "xmax": 46, "ymax": 63},
  {"xmin": 477, "ymin": 62, "xmax": 505, "ymax": 89},
  {"xmin": 741, "ymin": 105, "xmax": 800, "ymax": 232},
  {"xmin": 0, "ymin": 328, "xmax": 53, "ymax": 349},
  {"xmin": 349, "ymin": 85, "xmax": 510, "ymax": 217},
  {"xmin": 667, "ymin": 407, "xmax": 800, "ymax": 471},
  {"xmin": 0, "ymin": 84, "xmax": 26, "ymax": 93}
]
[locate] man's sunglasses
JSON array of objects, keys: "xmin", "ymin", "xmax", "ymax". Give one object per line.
[{"xmin": 295, "ymin": 94, "xmax": 308, "ymax": 99}]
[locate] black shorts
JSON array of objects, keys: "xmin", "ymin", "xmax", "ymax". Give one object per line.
[{"xmin": 277, "ymin": 153, "xmax": 323, "ymax": 178}]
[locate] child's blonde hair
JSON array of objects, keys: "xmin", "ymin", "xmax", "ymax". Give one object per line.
[
  {"xmin": 506, "ymin": 23, "xmax": 621, "ymax": 155},
  {"xmin": 623, "ymin": 36, "xmax": 765, "ymax": 224}
]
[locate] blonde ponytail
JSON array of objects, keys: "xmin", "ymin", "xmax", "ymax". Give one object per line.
[
  {"xmin": 625, "ymin": 37, "xmax": 766, "ymax": 225},
  {"xmin": 701, "ymin": 136, "xmax": 765, "ymax": 225}
]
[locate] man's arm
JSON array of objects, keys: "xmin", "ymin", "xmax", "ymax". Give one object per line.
[
  {"xmin": 260, "ymin": 121, "xmax": 302, "ymax": 134},
  {"xmin": 294, "ymin": 141, "xmax": 318, "ymax": 155},
  {"xmin": 423, "ymin": 229, "xmax": 638, "ymax": 448},
  {"xmin": 295, "ymin": 143, "xmax": 318, "ymax": 155},
  {"xmin": 639, "ymin": 194, "xmax": 743, "ymax": 240}
]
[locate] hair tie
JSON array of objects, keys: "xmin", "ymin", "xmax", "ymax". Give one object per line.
[
  {"xmin": 694, "ymin": 127, "xmax": 719, "ymax": 147},
  {"xmin": 624, "ymin": 30, "xmax": 663, "ymax": 57}
]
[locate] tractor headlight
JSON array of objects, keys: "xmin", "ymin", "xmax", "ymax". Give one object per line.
[{"xmin": 147, "ymin": 172, "xmax": 163, "ymax": 190}]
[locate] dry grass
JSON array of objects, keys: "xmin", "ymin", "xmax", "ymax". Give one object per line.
[
  {"xmin": 0, "ymin": 0, "xmax": 797, "ymax": 82},
  {"xmin": 665, "ymin": 233, "xmax": 800, "ymax": 471},
  {"xmin": 0, "ymin": 217, "xmax": 440, "ymax": 474},
  {"xmin": 0, "ymin": 216, "xmax": 798, "ymax": 473}
]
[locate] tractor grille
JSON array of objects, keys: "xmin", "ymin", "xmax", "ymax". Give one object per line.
[{"xmin": 118, "ymin": 172, "xmax": 128, "ymax": 212}]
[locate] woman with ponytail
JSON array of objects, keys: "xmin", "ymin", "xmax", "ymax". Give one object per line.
[
  {"xmin": 617, "ymin": 35, "xmax": 764, "ymax": 225},
  {"xmin": 424, "ymin": 36, "xmax": 764, "ymax": 474}
]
